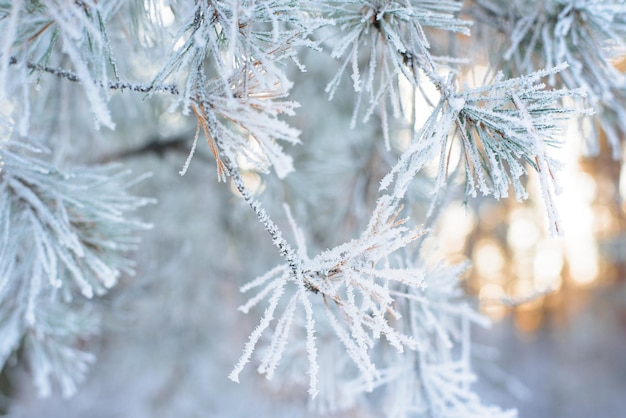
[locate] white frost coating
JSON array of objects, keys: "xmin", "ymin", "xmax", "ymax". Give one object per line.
[
  {"xmin": 179, "ymin": 124, "xmax": 199, "ymax": 176},
  {"xmin": 257, "ymin": 292, "xmax": 298, "ymax": 379},
  {"xmin": 25, "ymin": 262, "xmax": 42, "ymax": 326},
  {"xmin": 0, "ymin": 0, "xmax": 22, "ymax": 97},
  {"xmin": 42, "ymin": 1, "xmax": 116, "ymax": 129},
  {"xmin": 229, "ymin": 281, "xmax": 286, "ymax": 383},
  {"xmin": 300, "ymin": 288, "xmax": 319, "ymax": 398},
  {"xmin": 0, "ymin": 137, "xmax": 151, "ymax": 397},
  {"xmin": 0, "ymin": 95, "xmax": 14, "ymax": 174},
  {"xmin": 237, "ymin": 278, "xmax": 283, "ymax": 314},
  {"xmin": 0, "ymin": 96, "xmax": 14, "ymax": 139},
  {"xmin": 448, "ymin": 96, "xmax": 466, "ymax": 112},
  {"xmin": 61, "ymin": 39, "xmax": 115, "ymax": 129}
]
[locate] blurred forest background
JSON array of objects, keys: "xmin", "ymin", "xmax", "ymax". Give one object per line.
[{"xmin": 1, "ymin": 1, "xmax": 626, "ymax": 417}]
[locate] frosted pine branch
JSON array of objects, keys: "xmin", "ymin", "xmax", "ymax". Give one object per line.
[
  {"xmin": 474, "ymin": 0, "xmax": 626, "ymax": 157},
  {"xmin": 231, "ymin": 194, "xmax": 429, "ymax": 395},
  {"xmin": 381, "ymin": 64, "xmax": 584, "ymax": 234},
  {"xmin": 0, "ymin": 140, "xmax": 152, "ymax": 397},
  {"xmin": 322, "ymin": 0, "xmax": 471, "ymax": 144},
  {"xmin": 0, "ymin": 0, "xmax": 126, "ymax": 129},
  {"xmin": 8, "ymin": 57, "xmax": 180, "ymax": 95},
  {"xmin": 145, "ymin": 0, "xmax": 325, "ymax": 178},
  {"xmin": 0, "ymin": 0, "xmax": 607, "ymax": 415}
]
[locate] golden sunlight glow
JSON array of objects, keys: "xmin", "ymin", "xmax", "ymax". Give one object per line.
[
  {"xmin": 567, "ymin": 242, "xmax": 599, "ymax": 285},
  {"xmin": 399, "ymin": 55, "xmax": 615, "ymax": 331},
  {"xmin": 474, "ymin": 239, "xmax": 505, "ymax": 281},
  {"xmin": 478, "ymin": 201, "xmax": 506, "ymax": 230},
  {"xmin": 511, "ymin": 253, "xmax": 533, "ymax": 282},
  {"xmin": 552, "ymin": 120, "xmax": 599, "ymax": 287},
  {"xmin": 507, "ymin": 210, "xmax": 540, "ymax": 251},
  {"xmin": 511, "ymin": 279, "xmax": 546, "ymax": 333},
  {"xmin": 479, "ymin": 283, "xmax": 507, "ymax": 319},
  {"xmin": 532, "ymin": 241, "xmax": 564, "ymax": 290},
  {"xmin": 469, "ymin": 112, "xmax": 616, "ymax": 330},
  {"xmin": 619, "ymin": 159, "xmax": 626, "ymax": 203},
  {"xmin": 514, "ymin": 306, "xmax": 543, "ymax": 333},
  {"xmin": 511, "ymin": 278, "xmax": 531, "ymax": 298},
  {"xmin": 593, "ymin": 205, "xmax": 615, "ymax": 233},
  {"xmin": 439, "ymin": 205, "xmax": 475, "ymax": 254}
]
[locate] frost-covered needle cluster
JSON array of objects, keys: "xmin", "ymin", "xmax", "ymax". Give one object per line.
[
  {"xmin": 0, "ymin": 0, "xmax": 619, "ymax": 416},
  {"xmin": 0, "ymin": 140, "xmax": 152, "ymax": 397},
  {"xmin": 474, "ymin": 0, "xmax": 626, "ymax": 157}
]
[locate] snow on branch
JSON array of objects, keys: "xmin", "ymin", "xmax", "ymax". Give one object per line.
[
  {"xmin": 7, "ymin": 57, "xmax": 180, "ymax": 95},
  {"xmin": 2, "ymin": 0, "xmax": 310, "ymax": 180},
  {"xmin": 0, "ymin": 140, "xmax": 152, "ymax": 397},
  {"xmin": 224, "ymin": 21, "xmax": 580, "ymax": 415},
  {"xmin": 0, "ymin": 0, "xmax": 125, "ymax": 130},
  {"xmin": 475, "ymin": 0, "xmax": 626, "ymax": 157},
  {"xmin": 226, "ymin": 169, "xmax": 512, "ymax": 415},
  {"xmin": 0, "ymin": 0, "xmax": 594, "ymax": 414},
  {"xmin": 381, "ymin": 64, "xmax": 585, "ymax": 234},
  {"xmin": 229, "ymin": 194, "xmax": 426, "ymax": 392},
  {"xmin": 193, "ymin": 72, "xmax": 301, "ymax": 180},
  {"xmin": 376, "ymin": 259, "xmax": 517, "ymax": 417},
  {"xmin": 23, "ymin": 300, "xmax": 100, "ymax": 398},
  {"xmin": 229, "ymin": 187, "xmax": 513, "ymax": 414},
  {"xmin": 149, "ymin": 0, "xmax": 323, "ymax": 179},
  {"xmin": 322, "ymin": 0, "xmax": 471, "ymax": 146}
]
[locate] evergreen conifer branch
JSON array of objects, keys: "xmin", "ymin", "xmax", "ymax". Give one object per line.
[
  {"xmin": 0, "ymin": 0, "xmax": 128, "ymax": 130},
  {"xmin": 381, "ymin": 64, "xmax": 585, "ymax": 234},
  {"xmin": 474, "ymin": 0, "xmax": 626, "ymax": 157},
  {"xmin": 0, "ymin": 0, "xmax": 613, "ymax": 415},
  {"xmin": 321, "ymin": 0, "xmax": 471, "ymax": 147},
  {"xmin": 8, "ymin": 56, "xmax": 180, "ymax": 94},
  {"xmin": 0, "ymin": 140, "xmax": 152, "ymax": 397}
]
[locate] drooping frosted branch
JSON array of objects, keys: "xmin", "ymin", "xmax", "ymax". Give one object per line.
[{"xmin": 0, "ymin": 140, "xmax": 152, "ymax": 397}]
